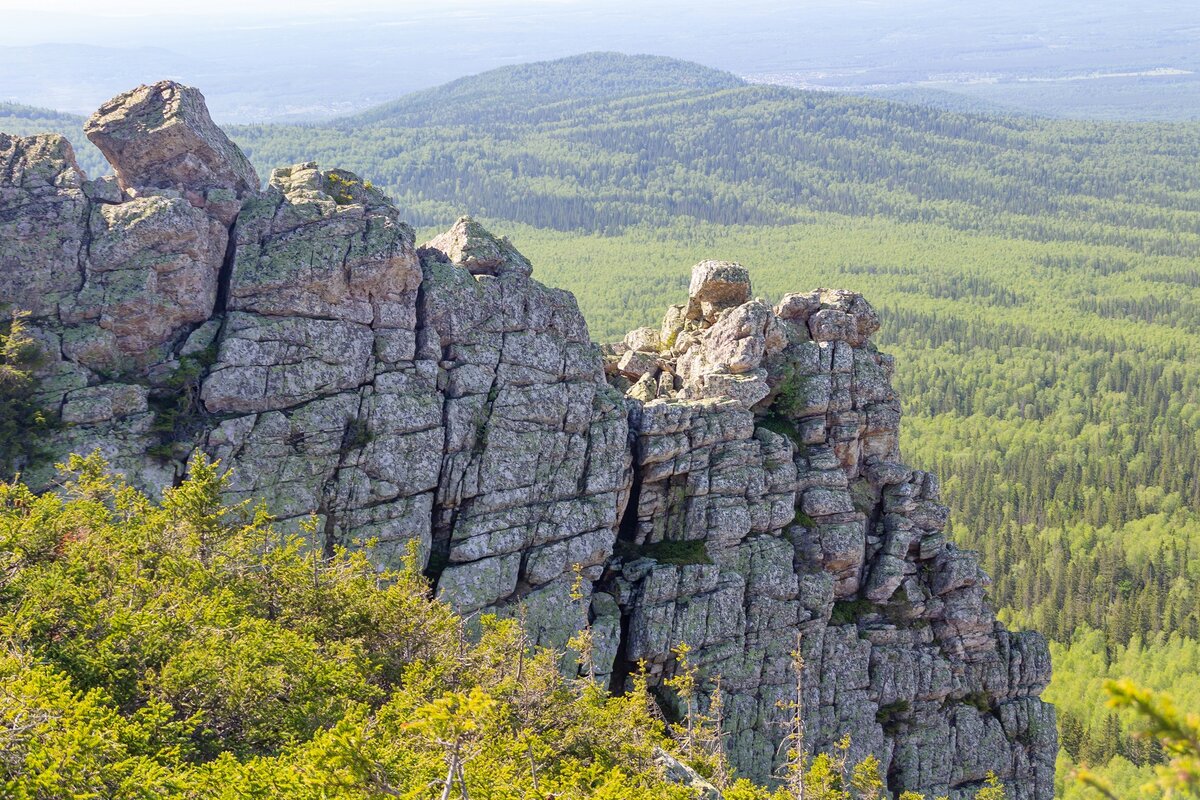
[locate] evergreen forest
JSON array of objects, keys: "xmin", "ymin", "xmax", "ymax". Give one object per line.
[{"xmin": 5, "ymin": 52, "xmax": 1200, "ymax": 796}]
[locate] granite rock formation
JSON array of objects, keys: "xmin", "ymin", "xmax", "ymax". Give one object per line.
[{"xmin": 0, "ymin": 82, "xmax": 1055, "ymax": 798}]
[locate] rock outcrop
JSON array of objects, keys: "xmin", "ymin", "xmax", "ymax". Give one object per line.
[{"xmin": 0, "ymin": 83, "xmax": 1055, "ymax": 799}]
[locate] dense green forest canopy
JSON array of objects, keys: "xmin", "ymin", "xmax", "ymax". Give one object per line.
[{"xmin": 6, "ymin": 52, "xmax": 1200, "ymax": 796}]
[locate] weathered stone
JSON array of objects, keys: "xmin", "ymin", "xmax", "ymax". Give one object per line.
[
  {"xmin": 228, "ymin": 164, "xmax": 421, "ymax": 326},
  {"xmin": 617, "ymin": 349, "xmax": 659, "ymax": 379},
  {"xmin": 686, "ymin": 260, "xmax": 751, "ymax": 321},
  {"xmin": 419, "ymin": 215, "xmax": 532, "ymax": 277},
  {"xmin": 0, "ymin": 134, "xmax": 89, "ymax": 319},
  {"xmin": 624, "ymin": 325, "xmax": 661, "ymax": 352},
  {"xmin": 68, "ymin": 194, "xmax": 227, "ymax": 363},
  {"xmin": 606, "ymin": 274, "xmax": 1054, "ymax": 796},
  {"xmin": 84, "ymin": 81, "xmax": 259, "ymax": 205},
  {"xmin": 655, "ymin": 748, "xmax": 722, "ymax": 799},
  {"xmin": 61, "ymin": 383, "xmax": 148, "ymax": 424}
]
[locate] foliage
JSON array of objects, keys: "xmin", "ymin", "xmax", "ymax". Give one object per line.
[
  {"xmin": 324, "ymin": 170, "xmax": 377, "ymax": 206},
  {"xmin": 0, "ymin": 455, "xmax": 685, "ymax": 798},
  {"xmin": 830, "ymin": 599, "xmax": 875, "ymax": 626},
  {"xmin": 756, "ymin": 413, "xmax": 801, "ymax": 444},
  {"xmin": 1075, "ymin": 680, "xmax": 1200, "ymax": 798},
  {"xmin": 639, "ymin": 538, "xmax": 713, "ymax": 565},
  {"xmin": 876, "ymin": 701, "xmax": 911, "ymax": 735},
  {"xmin": 615, "ymin": 537, "xmax": 713, "ymax": 566},
  {"xmin": 224, "ymin": 80, "xmax": 1200, "ymax": 251},
  {"xmin": 147, "ymin": 344, "xmax": 218, "ymax": 462},
  {"xmin": 0, "ymin": 311, "xmax": 55, "ymax": 480}
]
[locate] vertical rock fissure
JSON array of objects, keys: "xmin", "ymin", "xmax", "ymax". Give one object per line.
[
  {"xmin": 616, "ymin": 446, "xmax": 642, "ymax": 545},
  {"xmin": 606, "ymin": 427, "xmax": 643, "ymax": 694},
  {"xmin": 607, "ymin": 607, "xmax": 635, "ymax": 695},
  {"xmin": 414, "ymin": 277, "xmax": 453, "ymax": 589},
  {"xmin": 213, "ymin": 214, "xmax": 239, "ymax": 315}
]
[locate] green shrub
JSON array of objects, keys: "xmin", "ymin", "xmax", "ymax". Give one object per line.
[
  {"xmin": 147, "ymin": 343, "xmax": 218, "ymax": 461},
  {"xmin": 876, "ymin": 699, "xmax": 911, "ymax": 734},
  {"xmin": 830, "ymin": 598, "xmax": 875, "ymax": 626},
  {"xmin": 0, "ymin": 310, "xmax": 56, "ymax": 479},
  {"xmin": 640, "ymin": 538, "xmax": 712, "ymax": 566},
  {"xmin": 850, "ymin": 479, "xmax": 877, "ymax": 515},
  {"xmin": 0, "ymin": 454, "xmax": 687, "ymax": 798},
  {"xmin": 793, "ymin": 508, "xmax": 817, "ymax": 528},
  {"xmin": 964, "ymin": 691, "xmax": 992, "ymax": 713},
  {"xmin": 757, "ymin": 412, "xmax": 803, "ymax": 448},
  {"xmin": 341, "ymin": 416, "xmax": 374, "ymax": 452}
]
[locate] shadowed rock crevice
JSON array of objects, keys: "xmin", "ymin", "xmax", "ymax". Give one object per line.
[
  {"xmin": 213, "ymin": 212, "xmax": 239, "ymax": 315},
  {"xmin": 0, "ymin": 80, "xmax": 1056, "ymax": 800}
]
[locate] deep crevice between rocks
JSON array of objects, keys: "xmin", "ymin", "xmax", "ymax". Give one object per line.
[
  {"xmin": 414, "ymin": 270, "xmax": 453, "ymax": 590},
  {"xmin": 213, "ymin": 212, "xmax": 239, "ymax": 315},
  {"xmin": 616, "ymin": 464, "xmax": 642, "ymax": 547},
  {"xmin": 606, "ymin": 596, "xmax": 636, "ymax": 695},
  {"xmin": 606, "ymin": 425, "xmax": 644, "ymax": 694},
  {"xmin": 885, "ymin": 757, "xmax": 903, "ymax": 798}
]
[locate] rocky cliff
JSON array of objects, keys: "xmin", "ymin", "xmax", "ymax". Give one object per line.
[{"xmin": 0, "ymin": 82, "xmax": 1055, "ymax": 798}]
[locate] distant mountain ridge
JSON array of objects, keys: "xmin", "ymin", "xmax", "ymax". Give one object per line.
[
  {"xmin": 13, "ymin": 51, "xmax": 1200, "ymax": 249},
  {"xmin": 218, "ymin": 53, "xmax": 1200, "ymax": 247},
  {"xmin": 340, "ymin": 51, "xmax": 744, "ymax": 127}
]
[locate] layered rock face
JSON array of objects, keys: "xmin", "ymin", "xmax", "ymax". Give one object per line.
[
  {"xmin": 601, "ymin": 271, "xmax": 1055, "ymax": 796},
  {"xmin": 0, "ymin": 83, "xmax": 1054, "ymax": 798}
]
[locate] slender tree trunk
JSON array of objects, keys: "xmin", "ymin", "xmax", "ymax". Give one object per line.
[
  {"xmin": 440, "ymin": 743, "xmax": 460, "ymax": 800},
  {"xmin": 527, "ymin": 739, "xmax": 540, "ymax": 791},
  {"xmin": 456, "ymin": 759, "xmax": 470, "ymax": 800}
]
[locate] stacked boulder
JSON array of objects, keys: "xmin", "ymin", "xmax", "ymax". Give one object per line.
[{"xmin": 0, "ymin": 81, "xmax": 1054, "ymax": 798}]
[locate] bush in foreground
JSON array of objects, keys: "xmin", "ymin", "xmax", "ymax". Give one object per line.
[{"xmin": 1, "ymin": 454, "xmax": 1001, "ymax": 799}]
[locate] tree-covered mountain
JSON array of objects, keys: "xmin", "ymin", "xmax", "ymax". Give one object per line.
[
  {"xmin": 342, "ymin": 52, "xmax": 744, "ymax": 127},
  {"xmin": 224, "ymin": 60, "xmax": 1200, "ymax": 257}
]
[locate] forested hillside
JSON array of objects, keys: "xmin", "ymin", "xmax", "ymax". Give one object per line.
[
  {"xmin": 7, "ymin": 52, "xmax": 1200, "ymax": 795},
  {"xmin": 0, "ymin": 102, "xmax": 107, "ymax": 176}
]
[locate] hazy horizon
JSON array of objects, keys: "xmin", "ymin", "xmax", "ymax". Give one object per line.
[{"xmin": 3, "ymin": 0, "xmax": 1200, "ymax": 121}]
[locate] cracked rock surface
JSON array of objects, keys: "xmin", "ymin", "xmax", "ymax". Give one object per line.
[{"xmin": 1, "ymin": 82, "xmax": 1055, "ymax": 799}]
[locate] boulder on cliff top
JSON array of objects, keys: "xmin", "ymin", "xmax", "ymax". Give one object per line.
[
  {"xmin": 419, "ymin": 215, "xmax": 533, "ymax": 277},
  {"xmin": 778, "ymin": 288, "xmax": 881, "ymax": 346},
  {"xmin": 84, "ymin": 81, "xmax": 259, "ymax": 202},
  {"xmin": 687, "ymin": 260, "xmax": 751, "ymax": 322}
]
